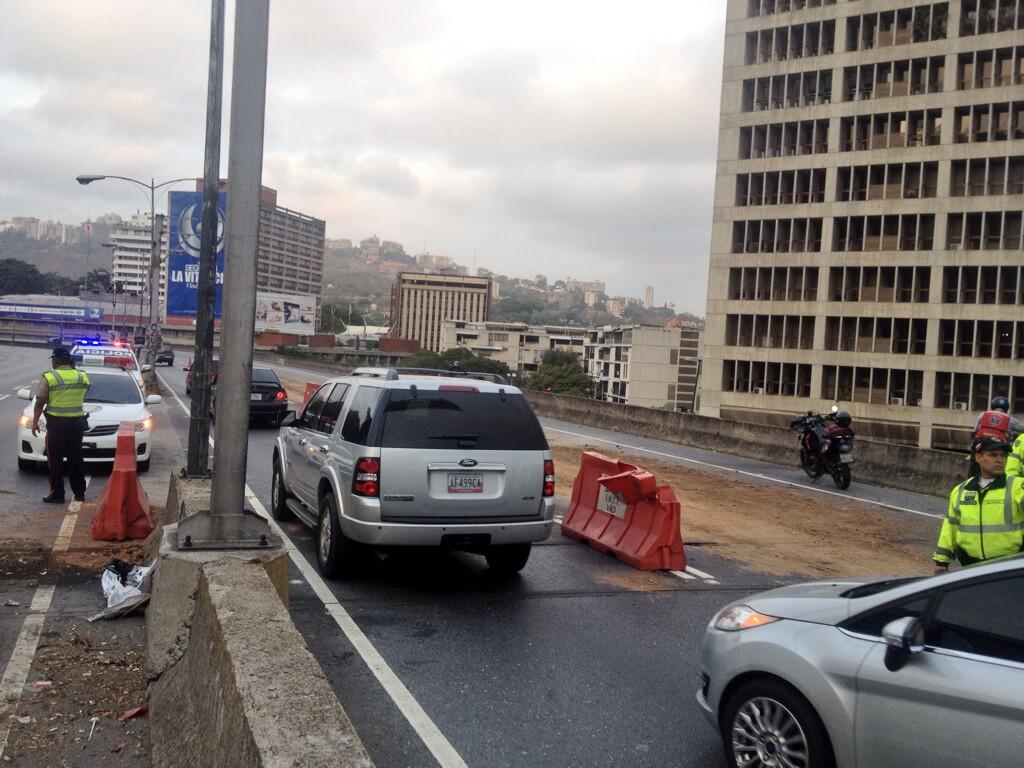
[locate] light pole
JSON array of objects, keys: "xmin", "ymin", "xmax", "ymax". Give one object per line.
[{"xmin": 76, "ymin": 173, "xmax": 193, "ymax": 360}]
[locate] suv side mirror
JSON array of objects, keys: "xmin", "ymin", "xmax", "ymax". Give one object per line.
[
  {"xmin": 279, "ymin": 410, "xmax": 297, "ymax": 427},
  {"xmin": 882, "ymin": 616, "xmax": 924, "ymax": 671}
]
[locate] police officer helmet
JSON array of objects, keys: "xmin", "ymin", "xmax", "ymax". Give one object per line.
[
  {"xmin": 990, "ymin": 396, "xmax": 1010, "ymax": 413},
  {"xmin": 833, "ymin": 410, "xmax": 852, "ymax": 427}
]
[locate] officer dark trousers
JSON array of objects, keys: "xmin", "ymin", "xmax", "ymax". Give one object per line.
[{"xmin": 45, "ymin": 416, "xmax": 87, "ymax": 499}]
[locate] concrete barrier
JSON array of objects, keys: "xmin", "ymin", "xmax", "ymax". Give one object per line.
[
  {"xmin": 526, "ymin": 391, "xmax": 964, "ymax": 498},
  {"xmin": 148, "ymin": 556, "xmax": 372, "ymax": 768}
]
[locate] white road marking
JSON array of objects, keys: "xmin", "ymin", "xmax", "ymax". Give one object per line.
[
  {"xmin": 0, "ymin": 476, "xmax": 88, "ymax": 758},
  {"xmin": 683, "ymin": 565, "xmax": 719, "ymax": 584},
  {"xmin": 0, "ymin": 394, "xmax": 8, "ymax": 401},
  {"xmin": 669, "ymin": 569, "xmax": 695, "ymax": 580},
  {"xmin": 545, "ymin": 426, "xmax": 944, "ymax": 520},
  {"xmin": 158, "ymin": 370, "xmax": 470, "ymax": 768}
]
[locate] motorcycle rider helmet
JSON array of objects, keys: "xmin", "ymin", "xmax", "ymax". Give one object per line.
[
  {"xmin": 990, "ymin": 396, "xmax": 1010, "ymax": 413},
  {"xmin": 833, "ymin": 410, "xmax": 852, "ymax": 427}
]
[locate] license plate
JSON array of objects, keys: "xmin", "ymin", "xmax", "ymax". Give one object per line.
[
  {"xmin": 840, "ymin": 454, "xmax": 854, "ymax": 463},
  {"xmin": 250, "ymin": 393, "xmax": 262, "ymax": 401},
  {"xmin": 448, "ymin": 473, "xmax": 483, "ymax": 494},
  {"xmin": 596, "ymin": 485, "xmax": 626, "ymax": 518}
]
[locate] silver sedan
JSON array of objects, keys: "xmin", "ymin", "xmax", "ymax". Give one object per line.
[{"xmin": 698, "ymin": 555, "xmax": 1024, "ymax": 768}]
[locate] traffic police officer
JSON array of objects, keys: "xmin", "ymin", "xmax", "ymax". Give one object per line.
[
  {"xmin": 32, "ymin": 347, "xmax": 90, "ymax": 503},
  {"xmin": 934, "ymin": 436, "xmax": 1024, "ymax": 573}
]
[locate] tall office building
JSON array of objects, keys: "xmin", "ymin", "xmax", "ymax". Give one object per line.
[
  {"xmin": 110, "ymin": 212, "xmax": 168, "ymax": 309},
  {"xmin": 702, "ymin": 0, "xmax": 1024, "ymax": 449},
  {"xmin": 390, "ymin": 272, "xmax": 492, "ymax": 352}
]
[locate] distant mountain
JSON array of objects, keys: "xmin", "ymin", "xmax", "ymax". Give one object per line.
[{"xmin": 0, "ymin": 231, "xmax": 111, "ymax": 279}]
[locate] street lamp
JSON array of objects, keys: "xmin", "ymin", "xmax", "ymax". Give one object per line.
[{"xmin": 76, "ymin": 173, "xmax": 195, "ymax": 361}]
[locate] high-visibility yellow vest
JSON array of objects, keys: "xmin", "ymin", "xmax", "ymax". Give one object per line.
[
  {"xmin": 934, "ymin": 474, "xmax": 1024, "ymax": 565},
  {"xmin": 42, "ymin": 368, "xmax": 90, "ymax": 418},
  {"xmin": 1008, "ymin": 434, "xmax": 1024, "ymax": 478}
]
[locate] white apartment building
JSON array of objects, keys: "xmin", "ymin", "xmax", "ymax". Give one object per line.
[
  {"xmin": 702, "ymin": 0, "xmax": 1024, "ymax": 450},
  {"xmin": 440, "ymin": 320, "xmax": 588, "ymax": 376},
  {"xmin": 584, "ymin": 324, "xmax": 703, "ymax": 411},
  {"xmin": 109, "ymin": 212, "xmax": 168, "ymax": 310}
]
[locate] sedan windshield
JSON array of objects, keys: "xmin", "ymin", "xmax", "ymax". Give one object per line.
[{"xmin": 83, "ymin": 375, "xmax": 142, "ymax": 405}]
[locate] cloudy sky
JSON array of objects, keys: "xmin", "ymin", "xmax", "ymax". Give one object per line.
[{"xmin": 0, "ymin": 1, "xmax": 726, "ymax": 315}]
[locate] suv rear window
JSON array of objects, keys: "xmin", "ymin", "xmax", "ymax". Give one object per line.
[{"xmin": 379, "ymin": 390, "xmax": 548, "ymax": 450}]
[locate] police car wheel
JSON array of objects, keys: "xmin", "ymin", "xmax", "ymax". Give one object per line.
[
  {"xmin": 138, "ymin": 458, "xmax": 151, "ymax": 473},
  {"xmin": 17, "ymin": 458, "xmax": 35, "ymax": 472}
]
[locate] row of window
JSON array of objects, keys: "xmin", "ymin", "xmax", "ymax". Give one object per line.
[
  {"xmin": 739, "ymin": 119, "xmax": 830, "ymax": 159},
  {"xmin": 959, "ymin": 0, "xmax": 1024, "ymax": 36},
  {"xmin": 842, "ymin": 56, "xmax": 945, "ymax": 102},
  {"xmin": 824, "ymin": 317, "xmax": 928, "ymax": 355},
  {"xmin": 955, "ymin": 101, "xmax": 1024, "ymax": 142},
  {"xmin": 724, "ymin": 314, "xmax": 816, "ymax": 350},
  {"xmin": 736, "ymin": 158, "xmax": 1022, "ymax": 206},
  {"xmin": 943, "ymin": 265, "xmax": 1024, "ymax": 305},
  {"xmin": 742, "ymin": 70, "xmax": 834, "ymax": 112},
  {"xmin": 958, "ymin": 46, "xmax": 1024, "ymax": 89},
  {"xmin": 835, "ymin": 214, "xmax": 936, "ymax": 252},
  {"xmin": 827, "ymin": 265, "xmax": 933, "ymax": 303},
  {"xmin": 744, "ymin": 20, "xmax": 836, "ymax": 65},
  {"xmin": 728, "ymin": 266, "xmax": 820, "ymax": 303},
  {"xmin": 821, "ymin": 366, "xmax": 924, "ymax": 407},
  {"xmin": 731, "ymin": 218, "xmax": 823, "ymax": 254},
  {"xmin": 746, "ymin": 0, "xmax": 838, "ymax": 17},
  {"xmin": 721, "ymin": 359, "xmax": 814, "ymax": 397},
  {"xmin": 936, "ymin": 372, "xmax": 1024, "ymax": 414},
  {"xmin": 948, "ymin": 211, "xmax": 1024, "ymax": 250},
  {"xmin": 845, "ymin": 4, "xmax": 948, "ymax": 52},
  {"xmin": 840, "ymin": 109, "xmax": 942, "ymax": 151},
  {"xmin": 939, "ymin": 319, "xmax": 1024, "ymax": 360}
]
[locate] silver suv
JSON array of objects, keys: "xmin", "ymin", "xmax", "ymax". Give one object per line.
[{"xmin": 271, "ymin": 368, "xmax": 556, "ymax": 578}]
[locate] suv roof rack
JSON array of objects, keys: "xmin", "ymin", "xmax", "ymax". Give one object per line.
[
  {"xmin": 393, "ymin": 367, "xmax": 508, "ymax": 385},
  {"xmin": 351, "ymin": 367, "xmax": 400, "ymax": 380}
]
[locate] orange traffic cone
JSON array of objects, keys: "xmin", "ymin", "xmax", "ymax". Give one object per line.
[{"xmin": 92, "ymin": 422, "xmax": 154, "ymax": 541}]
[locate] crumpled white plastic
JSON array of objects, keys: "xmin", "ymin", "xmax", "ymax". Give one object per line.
[{"xmin": 90, "ymin": 562, "xmax": 155, "ymax": 621}]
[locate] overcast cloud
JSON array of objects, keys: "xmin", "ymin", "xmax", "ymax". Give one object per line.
[{"xmin": 0, "ymin": 1, "xmax": 725, "ymax": 314}]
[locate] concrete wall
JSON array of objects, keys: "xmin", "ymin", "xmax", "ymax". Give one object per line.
[{"xmin": 526, "ymin": 390, "xmax": 963, "ymax": 498}]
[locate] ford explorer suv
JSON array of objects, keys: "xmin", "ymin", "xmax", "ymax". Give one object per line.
[{"xmin": 271, "ymin": 368, "xmax": 555, "ymax": 578}]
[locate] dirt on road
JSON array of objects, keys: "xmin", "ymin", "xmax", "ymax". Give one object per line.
[{"xmin": 549, "ymin": 438, "xmax": 938, "ymax": 580}]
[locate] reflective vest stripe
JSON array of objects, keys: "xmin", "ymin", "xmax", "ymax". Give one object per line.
[
  {"xmin": 934, "ymin": 546, "xmax": 955, "ymax": 559},
  {"xmin": 958, "ymin": 522, "xmax": 1024, "ymax": 533},
  {"xmin": 1005, "ymin": 475, "xmax": 1017, "ymax": 526},
  {"xmin": 43, "ymin": 369, "xmax": 89, "ymax": 418}
]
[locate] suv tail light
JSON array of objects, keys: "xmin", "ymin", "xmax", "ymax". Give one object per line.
[
  {"xmin": 274, "ymin": 389, "xmax": 287, "ymax": 400},
  {"xmin": 353, "ymin": 457, "xmax": 380, "ymax": 498},
  {"xmin": 543, "ymin": 459, "xmax": 555, "ymax": 497}
]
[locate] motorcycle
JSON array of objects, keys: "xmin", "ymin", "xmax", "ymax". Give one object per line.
[{"xmin": 789, "ymin": 408, "xmax": 855, "ymax": 490}]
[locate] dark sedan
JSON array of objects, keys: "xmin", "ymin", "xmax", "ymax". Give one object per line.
[{"xmin": 211, "ymin": 366, "xmax": 288, "ymax": 425}]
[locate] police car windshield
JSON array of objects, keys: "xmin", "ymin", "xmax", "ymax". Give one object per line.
[{"xmin": 84, "ymin": 375, "xmax": 142, "ymax": 405}]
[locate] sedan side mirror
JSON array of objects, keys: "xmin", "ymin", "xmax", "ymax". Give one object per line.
[
  {"xmin": 16, "ymin": 388, "xmax": 31, "ymax": 401},
  {"xmin": 141, "ymin": 364, "xmax": 153, "ymax": 373},
  {"xmin": 279, "ymin": 411, "xmax": 297, "ymax": 427},
  {"xmin": 882, "ymin": 616, "xmax": 924, "ymax": 672},
  {"xmin": 145, "ymin": 394, "xmax": 163, "ymax": 405}
]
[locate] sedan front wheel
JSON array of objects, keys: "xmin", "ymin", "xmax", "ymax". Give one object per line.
[{"xmin": 721, "ymin": 679, "xmax": 834, "ymax": 768}]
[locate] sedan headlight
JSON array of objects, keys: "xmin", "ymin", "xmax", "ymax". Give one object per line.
[
  {"xmin": 20, "ymin": 415, "xmax": 43, "ymax": 431},
  {"xmin": 713, "ymin": 605, "xmax": 779, "ymax": 632}
]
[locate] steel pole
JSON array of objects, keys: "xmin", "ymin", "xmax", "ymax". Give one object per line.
[
  {"xmin": 179, "ymin": 0, "xmax": 277, "ymax": 548},
  {"xmin": 148, "ymin": 181, "xmax": 160, "ymax": 331},
  {"xmin": 186, "ymin": 0, "xmax": 226, "ymax": 477}
]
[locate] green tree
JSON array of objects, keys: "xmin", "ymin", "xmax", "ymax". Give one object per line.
[
  {"xmin": 540, "ymin": 349, "xmax": 580, "ymax": 367},
  {"xmin": 526, "ymin": 362, "xmax": 594, "ymax": 397},
  {"xmin": 0, "ymin": 258, "xmax": 47, "ymax": 294}
]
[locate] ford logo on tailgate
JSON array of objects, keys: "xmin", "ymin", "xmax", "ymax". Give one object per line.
[{"xmin": 458, "ymin": 459, "xmax": 478, "ymax": 467}]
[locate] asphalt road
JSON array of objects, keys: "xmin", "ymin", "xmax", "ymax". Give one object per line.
[{"xmin": 155, "ymin": 359, "xmax": 786, "ymax": 768}]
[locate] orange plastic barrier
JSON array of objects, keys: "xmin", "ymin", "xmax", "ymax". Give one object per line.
[
  {"xmin": 91, "ymin": 423, "xmax": 154, "ymax": 542},
  {"xmin": 561, "ymin": 451, "xmax": 685, "ymax": 571},
  {"xmin": 303, "ymin": 382, "xmax": 319, "ymax": 407}
]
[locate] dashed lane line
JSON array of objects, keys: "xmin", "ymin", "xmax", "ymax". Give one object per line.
[
  {"xmin": 545, "ymin": 426, "xmax": 943, "ymax": 521},
  {"xmin": 0, "ymin": 394, "xmax": 8, "ymax": 401},
  {"xmin": 158, "ymin": 371, "xmax": 470, "ymax": 768},
  {"xmin": 0, "ymin": 476, "xmax": 89, "ymax": 759}
]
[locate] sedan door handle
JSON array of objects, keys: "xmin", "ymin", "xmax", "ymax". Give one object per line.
[{"xmin": 297, "ymin": 438, "xmax": 307, "ymax": 446}]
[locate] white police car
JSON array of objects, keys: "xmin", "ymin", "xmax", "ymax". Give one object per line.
[{"xmin": 17, "ymin": 367, "xmax": 161, "ymax": 472}]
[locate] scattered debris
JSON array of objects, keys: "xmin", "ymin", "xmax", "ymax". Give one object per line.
[
  {"xmin": 119, "ymin": 706, "xmax": 147, "ymax": 722},
  {"xmin": 32, "ymin": 681, "xmax": 52, "ymax": 691},
  {"xmin": 88, "ymin": 559, "xmax": 154, "ymax": 621},
  {"xmin": 4, "ymin": 599, "xmax": 20, "ymax": 607},
  {"xmin": 88, "ymin": 716, "xmax": 99, "ymax": 741},
  {"xmin": 13, "ymin": 716, "xmax": 34, "ymax": 725}
]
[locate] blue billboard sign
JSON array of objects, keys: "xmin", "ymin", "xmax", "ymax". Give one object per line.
[
  {"xmin": 166, "ymin": 190, "xmax": 227, "ymax": 317},
  {"xmin": 0, "ymin": 302, "xmax": 104, "ymax": 322}
]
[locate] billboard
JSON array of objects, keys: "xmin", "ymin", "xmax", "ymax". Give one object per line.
[
  {"xmin": 0, "ymin": 302, "xmax": 104, "ymax": 322},
  {"xmin": 255, "ymin": 292, "xmax": 317, "ymax": 334},
  {"xmin": 165, "ymin": 190, "xmax": 227, "ymax": 317}
]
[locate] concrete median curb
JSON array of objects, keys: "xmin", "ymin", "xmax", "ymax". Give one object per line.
[{"xmin": 148, "ymin": 554, "xmax": 373, "ymax": 768}]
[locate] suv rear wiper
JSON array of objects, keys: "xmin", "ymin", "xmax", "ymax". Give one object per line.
[{"xmin": 427, "ymin": 433, "xmax": 479, "ymax": 441}]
